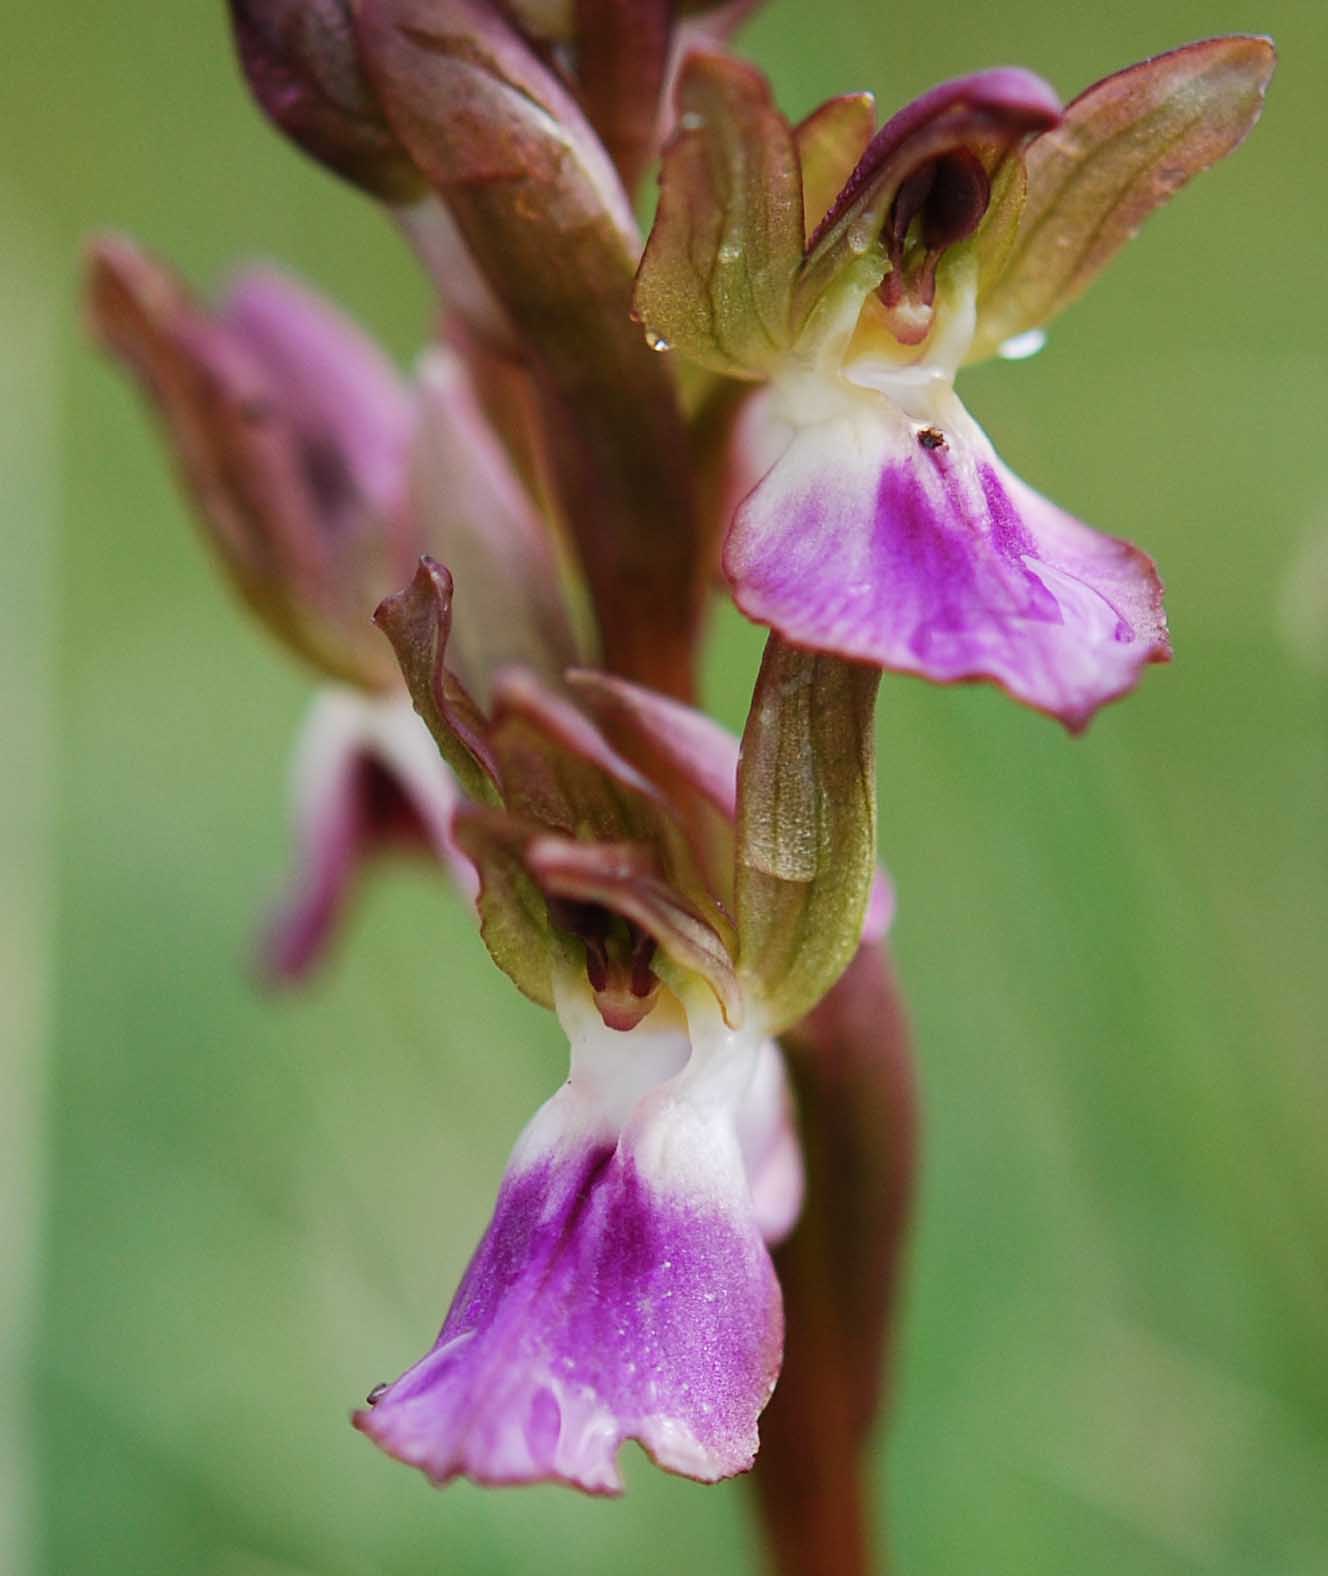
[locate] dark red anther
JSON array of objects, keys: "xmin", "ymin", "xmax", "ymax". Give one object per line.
[{"xmin": 629, "ymin": 931, "xmax": 659, "ymax": 999}]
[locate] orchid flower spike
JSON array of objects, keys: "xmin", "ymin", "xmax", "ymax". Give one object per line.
[
  {"xmin": 635, "ymin": 38, "xmax": 1275, "ymax": 730},
  {"xmin": 355, "ymin": 560, "xmax": 886, "ymax": 1491},
  {"xmin": 86, "ymin": 240, "xmax": 575, "ymax": 979}
]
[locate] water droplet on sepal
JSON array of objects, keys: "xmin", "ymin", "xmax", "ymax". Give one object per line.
[{"xmin": 996, "ymin": 327, "xmax": 1047, "ymax": 361}]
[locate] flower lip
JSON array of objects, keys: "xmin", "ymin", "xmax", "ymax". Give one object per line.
[
  {"xmin": 724, "ymin": 387, "xmax": 1172, "ymax": 733},
  {"xmin": 352, "ymin": 979, "xmax": 787, "ymax": 1495}
]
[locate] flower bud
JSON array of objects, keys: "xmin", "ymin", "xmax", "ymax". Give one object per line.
[{"xmin": 228, "ymin": 0, "xmax": 424, "ymax": 202}]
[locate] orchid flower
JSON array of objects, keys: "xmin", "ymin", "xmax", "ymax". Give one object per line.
[
  {"xmin": 87, "ymin": 239, "xmax": 575, "ymax": 979},
  {"xmin": 353, "ymin": 559, "xmax": 882, "ymax": 1490},
  {"xmin": 635, "ymin": 39, "xmax": 1275, "ymax": 730}
]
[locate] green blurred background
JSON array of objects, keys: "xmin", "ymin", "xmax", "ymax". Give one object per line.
[{"xmin": 6, "ymin": 1, "xmax": 1327, "ymax": 1572}]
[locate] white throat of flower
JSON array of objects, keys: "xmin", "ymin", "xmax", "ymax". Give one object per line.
[{"xmin": 775, "ymin": 251, "xmax": 980, "ymax": 430}]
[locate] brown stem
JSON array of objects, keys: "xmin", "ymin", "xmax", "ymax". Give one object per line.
[{"xmin": 752, "ymin": 941, "xmax": 919, "ymax": 1576}]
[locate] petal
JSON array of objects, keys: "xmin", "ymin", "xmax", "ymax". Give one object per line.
[
  {"xmin": 724, "ymin": 387, "xmax": 1169, "ymax": 731},
  {"xmin": 806, "ymin": 67, "xmax": 1062, "ymax": 256},
  {"xmin": 736, "ymin": 1039, "xmax": 804, "ymax": 1246},
  {"xmin": 488, "ymin": 669, "xmax": 730, "ymax": 944},
  {"xmin": 795, "ymin": 68, "xmax": 1061, "ymax": 335},
  {"xmin": 525, "ymin": 836, "xmax": 742, "ymax": 1028},
  {"xmin": 355, "ymin": 984, "xmax": 784, "ymax": 1493},
  {"xmin": 970, "ymin": 36, "xmax": 1277, "ymax": 362},
  {"xmin": 262, "ymin": 687, "xmax": 474, "ymax": 983},
  {"xmin": 565, "ymin": 669, "xmax": 738, "ymax": 906}
]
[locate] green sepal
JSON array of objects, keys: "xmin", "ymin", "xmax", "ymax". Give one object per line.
[
  {"xmin": 970, "ymin": 35, "xmax": 1276, "ymax": 362},
  {"xmin": 735, "ymin": 636, "xmax": 880, "ymax": 1035},
  {"xmin": 451, "ymin": 807, "xmax": 556, "ymax": 1009},
  {"xmin": 634, "ymin": 52, "xmax": 804, "ymax": 378},
  {"xmin": 794, "ymin": 94, "xmax": 876, "ymax": 243}
]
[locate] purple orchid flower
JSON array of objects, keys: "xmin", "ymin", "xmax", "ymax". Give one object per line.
[
  {"xmin": 349, "ymin": 560, "xmax": 883, "ymax": 1493},
  {"xmin": 635, "ymin": 39, "xmax": 1276, "ymax": 730}
]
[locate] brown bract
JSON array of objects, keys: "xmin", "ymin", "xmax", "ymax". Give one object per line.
[{"xmin": 355, "ymin": 0, "xmax": 706, "ymax": 701}]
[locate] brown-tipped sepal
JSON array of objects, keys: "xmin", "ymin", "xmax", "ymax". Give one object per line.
[
  {"xmin": 373, "ymin": 558, "xmax": 502, "ymax": 805},
  {"xmin": 970, "ymin": 35, "xmax": 1277, "ymax": 361}
]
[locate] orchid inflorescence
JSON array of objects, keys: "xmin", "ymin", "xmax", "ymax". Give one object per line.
[{"xmin": 87, "ymin": 3, "xmax": 1272, "ymax": 1567}]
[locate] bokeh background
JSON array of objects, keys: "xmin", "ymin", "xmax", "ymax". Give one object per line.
[{"xmin": 7, "ymin": 1, "xmax": 1327, "ymax": 1572}]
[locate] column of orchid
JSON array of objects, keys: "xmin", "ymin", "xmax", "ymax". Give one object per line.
[{"xmin": 87, "ymin": 4, "xmax": 1272, "ymax": 1572}]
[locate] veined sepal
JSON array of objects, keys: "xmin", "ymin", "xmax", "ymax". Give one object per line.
[
  {"xmin": 634, "ymin": 51, "xmax": 805, "ymax": 379},
  {"xmin": 734, "ymin": 635, "xmax": 880, "ymax": 1036},
  {"xmin": 969, "ymin": 36, "xmax": 1277, "ymax": 362}
]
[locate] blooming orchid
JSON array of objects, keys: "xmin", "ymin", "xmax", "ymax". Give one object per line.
[
  {"xmin": 635, "ymin": 39, "xmax": 1275, "ymax": 730},
  {"xmin": 349, "ymin": 558, "xmax": 880, "ymax": 1488}
]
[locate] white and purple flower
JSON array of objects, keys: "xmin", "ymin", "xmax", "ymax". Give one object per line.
[
  {"xmin": 637, "ymin": 40, "xmax": 1275, "ymax": 730},
  {"xmin": 346, "ymin": 559, "xmax": 882, "ymax": 1492},
  {"xmin": 356, "ymin": 979, "xmax": 795, "ymax": 1492}
]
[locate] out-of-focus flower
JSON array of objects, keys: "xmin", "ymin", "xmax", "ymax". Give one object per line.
[
  {"xmin": 86, "ymin": 239, "xmax": 575, "ymax": 979},
  {"xmin": 635, "ymin": 39, "xmax": 1276, "ymax": 730},
  {"xmin": 353, "ymin": 558, "xmax": 884, "ymax": 1490}
]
